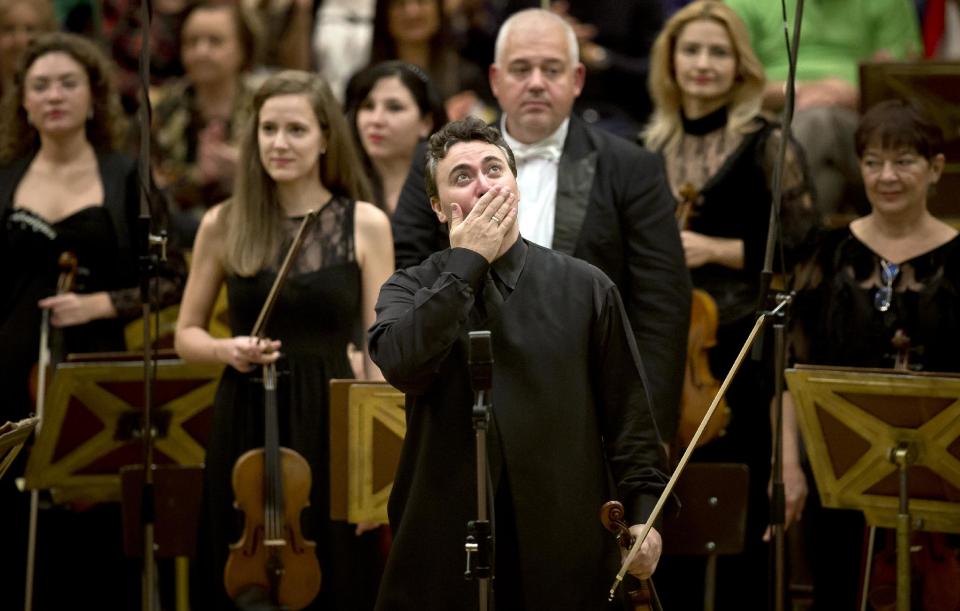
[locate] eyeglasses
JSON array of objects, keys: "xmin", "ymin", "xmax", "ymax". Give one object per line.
[{"xmin": 874, "ymin": 259, "xmax": 900, "ymax": 312}]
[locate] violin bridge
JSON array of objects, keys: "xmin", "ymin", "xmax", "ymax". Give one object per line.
[{"xmin": 263, "ymin": 538, "xmax": 287, "ymax": 547}]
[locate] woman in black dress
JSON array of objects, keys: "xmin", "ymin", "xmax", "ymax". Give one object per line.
[
  {"xmin": 0, "ymin": 32, "xmax": 180, "ymax": 610},
  {"xmin": 174, "ymin": 70, "xmax": 394, "ymax": 611},
  {"xmin": 788, "ymin": 100, "xmax": 960, "ymax": 610},
  {"xmin": 641, "ymin": 2, "xmax": 818, "ymax": 608}
]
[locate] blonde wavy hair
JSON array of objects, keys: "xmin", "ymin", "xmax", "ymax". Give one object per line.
[
  {"xmin": 222, "ymin": 70, "xmax": 373, "ymax": 276},
  {"xmin": 0, "ymin": 32, "xmax": 127, "ymax": 163},
  {"xmin": 642, "ymin": 0, "xmax": 766, "ymax": 153}
]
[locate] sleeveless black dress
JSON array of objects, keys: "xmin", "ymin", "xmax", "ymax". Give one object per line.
[{"xmin": 195, "ymin": 196, "xmax": 380, "ymax": 611}]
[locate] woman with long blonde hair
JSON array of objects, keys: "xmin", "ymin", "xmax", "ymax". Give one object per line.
[
  {"xmin": 175, "ymin": 70, "xmax": 393, "ymax": 611},
  {"xmin": 641, "ymin": 2, "xmax": 818, "ymax": 608}
]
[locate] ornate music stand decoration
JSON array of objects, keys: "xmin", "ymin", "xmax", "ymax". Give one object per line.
[
  {"xmin": 785, "ymin": 365, "xmax": 960, "ymax": 610},
  {"xmin": 23, "ymin": 354, "xmax": 222, "ymax": 502},
  {"xmin": 328, "ymin": 380, "xmax": 405, "ymax": 524}
]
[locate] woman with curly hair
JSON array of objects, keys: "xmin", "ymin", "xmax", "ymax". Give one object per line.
[{"xmin": 0, "ymin": 32, "xmax": 178, "ymax": 609}]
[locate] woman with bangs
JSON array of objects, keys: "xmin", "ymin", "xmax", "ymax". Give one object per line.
[
  {"xmin": 345, "ymin": 60, "xmax": 447, "ymax": 216},
  {"xmin": 642, "ymin": 1, "xmax": 818, "ymax": 608},
  {"xmin": 175, "ymin": 70, "xmax": 393, "ymax": 611},
  {"xmin": 787, "ymin": 100, "xmax": 960, "ymax": 609}
]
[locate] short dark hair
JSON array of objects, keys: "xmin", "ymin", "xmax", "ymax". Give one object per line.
[
  {"xmin": 855, "ymin": 99, "xmax": 944, "ymax": 160},
  {"xmin": 424, "ymin": 116, "xmax": 517, "ymax": 201}
]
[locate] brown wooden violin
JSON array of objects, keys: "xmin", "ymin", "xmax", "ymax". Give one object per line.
[
  {"xmin": 600, "ymin": 501, "xmax": 661, "ymax": 611},
  {"xmin": 675, "ymin": 183, "xmax": 729, "ymax": 451},
  {"xmin": 223, "ymin": 212, "xmax": 322, "ymax": 610}
]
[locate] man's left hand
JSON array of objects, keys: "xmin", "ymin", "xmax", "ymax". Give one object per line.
[{"xmin": 623, "ymin": 524, "xmax": 662, "ymax": 580}]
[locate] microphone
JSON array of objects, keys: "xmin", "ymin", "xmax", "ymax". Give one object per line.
[{"xmin": 468, "ymin": 331, "xmax": 493, "ymax": 392}]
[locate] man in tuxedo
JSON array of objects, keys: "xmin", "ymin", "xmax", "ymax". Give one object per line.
[{"xmin": 391, "ymin": 8, "xmax": 690, "ymax": 440}]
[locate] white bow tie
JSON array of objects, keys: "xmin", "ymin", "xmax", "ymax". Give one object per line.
[{"xmin": 511, "ymin": 141, "xmax": 563, "ymax": 165}]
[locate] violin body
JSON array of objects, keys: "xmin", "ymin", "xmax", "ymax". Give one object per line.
[
  {"xmin": 225, "ymin": 446, "xmax": 322, "ymax": 610},
  {"xmin": 676, "ymin": 287, "xmax": 730, "ymax": 449}
]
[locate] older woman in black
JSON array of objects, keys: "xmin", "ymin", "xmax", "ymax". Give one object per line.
[{"xmin": 787, "ymin": 100, "xmax": 960, "ymax": 610}]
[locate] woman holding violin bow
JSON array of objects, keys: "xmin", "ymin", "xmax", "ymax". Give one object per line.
[
  {"xmin": 0, "ymin": 33, "xmax": 182, "ymax": 610},
  {"xmin": 175, "ymin": 70, "xmax": 394, "ymax": 611},
  {"xmin": 640, "ymin": 2, "xmax": 818, "ymax": 609}
]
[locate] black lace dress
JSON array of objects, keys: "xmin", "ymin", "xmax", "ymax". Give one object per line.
[
  {"xmin": 653, "ymin": 108, "xmax": 818, "ymax": 610},
  {"xmin": 790, "ymin": 227, "xmax": 960, "ymax": 610},
  {"xmin": 195, "ymin": 196, "xmax": 379, "ymax": 611}
]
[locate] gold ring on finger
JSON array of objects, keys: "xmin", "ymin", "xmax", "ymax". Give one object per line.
[{"xmin": 491, "ymin": 215, "xmax": 502, "ymax": 224}]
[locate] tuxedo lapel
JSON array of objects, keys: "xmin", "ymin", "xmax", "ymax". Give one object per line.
[{"xmin": 552, "ymin": 119, "xmax": 597, "ymax": 256}]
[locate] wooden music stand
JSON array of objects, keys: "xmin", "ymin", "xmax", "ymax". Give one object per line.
[
  {"xmin": 23, "ymin": 353, "xmax": 222, "ymax": 503},
  {"xmin": 0, "ymin": 417, "xmax": 38, "ymax": 481},
  {"xmin": 329, "ymin": 379, "xmax": 405, "ymax": 524},
  {"xmin": 785, "ymin": 366, "xmax": 960, "ymax": 610}
]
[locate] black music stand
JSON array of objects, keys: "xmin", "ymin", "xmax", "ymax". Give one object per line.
[
  {"xmin": 785, "ymin": 365, "xmax": 960, "ymax": 611},
  {"xmin": 661, "ymin": 463, "xmax": 750, "ymax": 611},
  {"xmin": 0, "ymin": 417, "xmax": 38, "ymax": 481}
]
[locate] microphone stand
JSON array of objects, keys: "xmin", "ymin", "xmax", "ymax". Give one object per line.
[
  {"xmin": 756, "ymin": 1, "xmax": 805, "ymax": 609},
  {"xmin": 134, "ymin": 1, "xmax": 168, "ymax": 609},
  {"xmin": 465, "ymin": 330, "xmax": 494, "ymax": 611}
]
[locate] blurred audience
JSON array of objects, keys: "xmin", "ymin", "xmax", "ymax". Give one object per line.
[
  {"xmin": 726, "ymin": 0, "xmax": 922, "ymax": 218},
  {"xmin": 0, "ymin": 0, "xmax": 57, "ymax": 98},
  {"xmin": 920, "ymin": 0, "xmax": 960, "ymax": 57},
  {"xmin": 312, "ymin": 0, "xmax": 376, "ymax": 101},
  {"xmin": 370, "ymin": 0, "xmax": 492, "ymax": 121},
  {"xmin": 151, "ymin": 1, "xmax": 256, "ymax": 246},
  {"xmin": 101, "ymin": 0, "xmax": 191, "ymax": 114},
  {"xmin": 345, "ymin": 60, "xmax": 447, "ymax": 215}
]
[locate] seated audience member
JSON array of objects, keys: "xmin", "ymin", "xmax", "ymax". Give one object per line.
[
  {"xmin": 390, "ymin": 8, "xmax": 691, "ymax": 444},
  {"xmin": 0, "ymin": 32, "xmax": 182, "ymax": 610},
  {"xmin": 345, "ymin": 60, "xmax": 447, "ymax": 215},
  {"xmin": 311, "ymin": 0, "xmax": 376, "ymax": 102},
  {"xmin": 787, "ymin": 100, "xmax": 960, "ymax": 610},
  {"xmin": 101, "ymin": 0, "xmax": 192, "ymax": 114},
  {"xmin": 370, "ymin": 0, "xmax": 492, "ymax": 121},
  {"xmin": 151, "ymin": 1, "xmax": 256, "ymax": 246},
  {"xmin": 726, "ymin": 0, "xmax": 921, "ymax": 217},
  {"xmin": 640, "ymin": 2, "xmax": 817, "ymax": 608},
  {"xmin": 239, "ymin": 0, "xmax": 314, "ymax": 71},
  {"xmin": 0, "ymin": 0, "xmax": 56, "ymax": 97}
]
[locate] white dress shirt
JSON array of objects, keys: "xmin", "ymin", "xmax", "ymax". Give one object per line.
[{"xmin": 501, "ymin": 118, "xmax": 569, "ymax": 249}]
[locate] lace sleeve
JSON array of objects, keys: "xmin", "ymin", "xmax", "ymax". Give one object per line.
[{"xmin": 761, "ymin": 127, "xmax": 821, "ymax": 267}]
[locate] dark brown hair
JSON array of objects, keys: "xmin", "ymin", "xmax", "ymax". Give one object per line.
[
  {"xmin": 855, "ymin": 99, "xmax": 944, "ymax": 160},
  {"xmin": 424, "ymin": 115, "xmax": 516, "ymax": 202}
]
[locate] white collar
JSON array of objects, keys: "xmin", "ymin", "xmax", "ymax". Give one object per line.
[{"xmin": 501, "ymin": 117, "xmax": 569, "ymax": 165}]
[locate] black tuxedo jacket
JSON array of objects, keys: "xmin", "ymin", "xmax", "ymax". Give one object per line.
[{"xmin": 391, "ymin": 116, "xmax": 691, "ymax": 439}]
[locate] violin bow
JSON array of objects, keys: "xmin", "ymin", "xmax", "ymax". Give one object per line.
[{"xmin": 608, "ymin": 298, "xmax": 788, "ymax": 601}]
